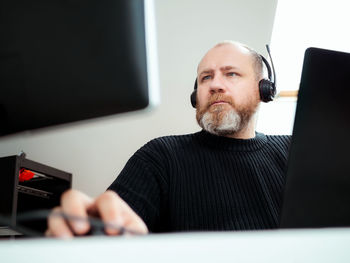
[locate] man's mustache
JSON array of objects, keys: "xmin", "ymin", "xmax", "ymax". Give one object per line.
[{"xmin": 205, "ymin": 94, "xmax": 234, "ymax": 109}]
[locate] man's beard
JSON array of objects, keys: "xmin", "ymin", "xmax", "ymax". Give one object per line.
[{"xmin": 196, "ymin": 94, "xmax": 259, "ymax": 137}]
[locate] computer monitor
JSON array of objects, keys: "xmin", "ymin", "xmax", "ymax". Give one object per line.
[{"xmin": 0, "ymin": 0, "xmax": 159, "ymax": 136}]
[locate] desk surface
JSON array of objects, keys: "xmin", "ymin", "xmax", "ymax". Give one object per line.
[{"xmin": 1, "ymin": 228, "xmax": 350, "ymax": 263}]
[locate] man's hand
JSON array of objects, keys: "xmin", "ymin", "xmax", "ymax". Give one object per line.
[{"xmin": 46, "ymin": 189, "xmax": 148, "ymax": 238}]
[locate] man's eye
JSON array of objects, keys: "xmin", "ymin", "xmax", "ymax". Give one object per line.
[
  {"xmin": 227, "ymin": 72, "xmax": 237, "ymax": 77},
  {"xmin": 201, "ymin": 75, "xmax": 211, "ymax": 81}
]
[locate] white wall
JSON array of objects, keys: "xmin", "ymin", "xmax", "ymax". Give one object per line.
[
  {"xmin": 0, "ymin": 0, "xmax": 285, "ymax": 197},
  {"xmin": 271, "ymin": 0, "xmax": 350, "ymax": 92}
]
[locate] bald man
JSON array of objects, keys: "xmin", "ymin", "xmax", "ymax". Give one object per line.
[{"xmin": 47, "ymin": 41, "xmax": 291, "ymax": 237}]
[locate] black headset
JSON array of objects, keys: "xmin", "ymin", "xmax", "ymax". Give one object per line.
[{"xmin": 190, "ymin": 44, "xmax": 276, "ymax": 108}]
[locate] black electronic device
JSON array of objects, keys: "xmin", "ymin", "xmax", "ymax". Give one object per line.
[
  {"xmin": 280, "ymin": 47, "xmax": 350, "ymax": 228},
  {"xmin": 190, "ymin": 44, "xmax": 276, "ymax": 108},
  {"xmin": 0, "ymin": 153, "xmax": 72, "ymax": 236},
  {"xmin": 259, "ymin": 45, "xmax": 276, "ymax": 103},
  {"xmin": 0, "ymin": 0, "xmax": 158, "ymax": 137}
]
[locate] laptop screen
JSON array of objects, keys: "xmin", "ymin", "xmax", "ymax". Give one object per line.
[{"xmin": 280, "ymin": 47, "xmax": 350, "ymax": 228}]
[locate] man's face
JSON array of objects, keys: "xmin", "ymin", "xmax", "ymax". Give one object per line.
[{"xmin": 196, "ymin": 44, "xmax": 261, "ymax": 137}]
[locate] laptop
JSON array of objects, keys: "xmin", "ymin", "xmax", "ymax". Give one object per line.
[{"xmin": 280, "ymin": 47, "xmax": 350, "ymax": 228}]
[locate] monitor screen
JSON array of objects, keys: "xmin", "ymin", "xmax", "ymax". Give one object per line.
[{"xmin": 0, "ymin": 0, "xmax": 158, "ymax": 136}]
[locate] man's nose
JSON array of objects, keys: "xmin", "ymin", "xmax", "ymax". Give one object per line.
[{"xmin": 209, "ymin": 76, "xmax": 226, "ymax": 94}]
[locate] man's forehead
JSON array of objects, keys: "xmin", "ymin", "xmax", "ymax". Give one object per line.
[{"xmin": 197, "ymin": 43, "xmax": 252, "ymax": 73}]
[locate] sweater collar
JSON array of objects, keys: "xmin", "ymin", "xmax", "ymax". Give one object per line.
[{"xmin": 195, "ymin": 130, "xmax": 267, "ymax": 152}]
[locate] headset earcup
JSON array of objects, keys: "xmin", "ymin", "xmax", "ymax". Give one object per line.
[
  {"xmin": 259, "ymin": 79, "xmax": 276, "ymax": 102},
  {"xmin": 190, "ymin": 79, "xmax": 198, "ymax": 108},
  {"xmin": 190, "ymin": 90, "xmax": 197, "ymax": 108}
]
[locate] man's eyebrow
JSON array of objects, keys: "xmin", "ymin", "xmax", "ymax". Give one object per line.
[
  {"xmin": 198, "ymin": 69, "xmax": 213, "ymax": 76},
  {"xmin": 198, "ymin": 66, "xmax": 239, "ymax": 76}
]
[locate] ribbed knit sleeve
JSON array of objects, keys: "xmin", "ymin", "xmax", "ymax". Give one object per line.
[
  {"xmin": 108, "ymin": 139, "xmax": 169, "ymax": 232},
  {"xmin": 108, "ymin": 131, "xmax": 291, "ymax": 233}
]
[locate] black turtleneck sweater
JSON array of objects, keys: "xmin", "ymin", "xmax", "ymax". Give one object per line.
[{"xmin": 108, "ymin": 131, "xmax": 291, "ymax": 233}]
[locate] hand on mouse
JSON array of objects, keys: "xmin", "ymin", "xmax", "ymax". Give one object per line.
[{"xmin": 46, "ymin": 189, "xmax": 148, "ymax": 238}]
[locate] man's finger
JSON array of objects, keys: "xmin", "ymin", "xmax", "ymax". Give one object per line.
[
  {"xmin": 47, "ymin": 207, "xmax": 73, "ymax": 238},
  {"xmin": 94, "ymin": 190, "xmax": 148, "ymax": 235},
  {"xmin": 60, "ymin": 189, "xmax": 93, "ymax": 235},
  {"xmin": 122, "ymin": 212, "xmax": 148, "ymax": 235}
]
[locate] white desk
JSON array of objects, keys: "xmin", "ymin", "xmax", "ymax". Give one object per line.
[{"xmin": 1, "ymin": 228, "xmax": 350, "ymax": 263}]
